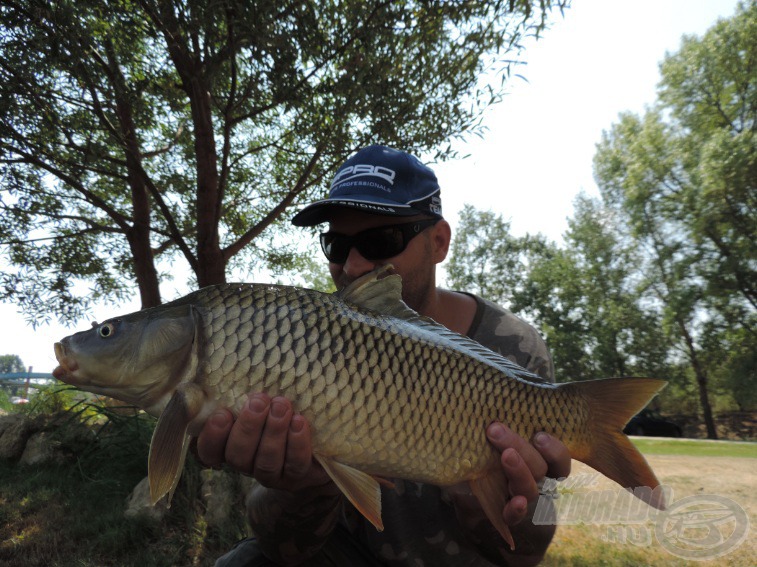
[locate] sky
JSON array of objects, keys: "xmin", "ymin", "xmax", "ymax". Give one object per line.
[{"xmin": 0, "ymin": 0, "xmax": 742, "ymax": 376}]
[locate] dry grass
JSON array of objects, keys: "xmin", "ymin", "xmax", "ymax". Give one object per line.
[{"xmin": 542, "ymin": 454, "xmax": 755, "ymax": 566}]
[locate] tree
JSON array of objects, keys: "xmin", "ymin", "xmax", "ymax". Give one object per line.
[
  {"xmin": 593, "ymin": 1, "xmax": 757, "ymax": 437},
  {"xmin": 0, "ymin": 354, "xmax": 26, "ymax": 373},
  {"xmin": 447, "ymin": 201, "xmax": 670, "ymax": 383},
  {"xmin": 0, "ymin": 0, "xmax": 567, "ymax": 323},
  {"xmin": 446, "ymin": 204, "xmax": 537, "ymax": 303}
]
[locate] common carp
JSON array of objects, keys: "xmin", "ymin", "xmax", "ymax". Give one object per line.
[{"xmin": 53, "ymin": 265, "xmax": 665, "ymax": 548}]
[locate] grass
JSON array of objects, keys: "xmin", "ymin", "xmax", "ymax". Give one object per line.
[
  {"xmin": 1, "ymin": 395, "xmax": 247, "ymax": 567},
  {"xmin": 2, "ymin": 397, "xmax": 754, "ymax": 566},
  {"xmin": 630, "ymin": 436, "xmax": 757, "ymax": 458},
  {"xmin": 541, "ymin": 437, "xmax": 756, "ymax": 566}
]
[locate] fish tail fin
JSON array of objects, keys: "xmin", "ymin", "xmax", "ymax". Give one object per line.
[{"xmin": 566, "ymin": 377, "xmax": 667, "ymax": 510}]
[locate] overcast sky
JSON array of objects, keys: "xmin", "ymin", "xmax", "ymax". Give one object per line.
[{"xmin": 0, "ymin": 0, "xmax": 742, "ymax": 376}]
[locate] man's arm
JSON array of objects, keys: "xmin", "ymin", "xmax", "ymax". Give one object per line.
[
  {"xmin": 446, "ymin": 424, "xmax": 571, "ymax": 567},
  {"xmin": 197, "ymin": 394, "xmax": 342, "ymax": 565}
]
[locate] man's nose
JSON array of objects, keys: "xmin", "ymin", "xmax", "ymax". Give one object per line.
[{"xmin": 341, "ymin": 246, "xmax": 378, "ymax": 279}]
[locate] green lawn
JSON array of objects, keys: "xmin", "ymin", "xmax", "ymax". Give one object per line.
[{"xmin": 630, "ymin": 436, "xmax": 757, "ymax": 458}]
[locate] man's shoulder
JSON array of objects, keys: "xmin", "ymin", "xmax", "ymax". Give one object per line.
[{"xmin": 465, "ymin": 294, "xmax": 555, "ymax": 383}]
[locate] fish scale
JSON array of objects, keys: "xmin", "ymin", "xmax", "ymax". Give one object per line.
[
  {"xmin": 200, "ymin": 282, "xmax": 557, "ymax": 482},
  {"xmin": 53, "ymin": 265, "xmax": 665, "ymax": 550}
]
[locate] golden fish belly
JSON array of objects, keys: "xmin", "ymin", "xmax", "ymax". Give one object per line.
[{"xmin": 188, "ymin": 284, "xmax": 586, "ymax": 486}]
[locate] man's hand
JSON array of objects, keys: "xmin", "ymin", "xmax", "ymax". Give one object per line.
[
  {"xmin": 486, "ymin": 422, "xmax": 572, "ymax": 525},
  {"xmin": 196, "ymin": 392, "xmax": 332, "ymax": 492}
]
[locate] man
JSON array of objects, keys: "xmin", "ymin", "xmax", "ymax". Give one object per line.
[{"xmin": 198, "ymin": 145, "xmax": 571, "ymax": 566}]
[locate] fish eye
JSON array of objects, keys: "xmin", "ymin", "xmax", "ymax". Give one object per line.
[{"xmin": 98, "ymin": 323, "xmax": 116, "ymax": 338}]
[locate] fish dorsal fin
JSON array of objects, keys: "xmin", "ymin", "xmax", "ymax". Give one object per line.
[
  {"xmin": 337, "ymin": 265, "xmax": 414, "ymax": 319},
  {"xmin": 339, "ymin": 267, "xmax": 547, "ymax": 384},
  {"xmin": 407, "ymin": 316, "xmax": 548, "ymax": 383},
  {"xmin": 314, "ymin": 454, "xmax": 384, "ymax": 532}
]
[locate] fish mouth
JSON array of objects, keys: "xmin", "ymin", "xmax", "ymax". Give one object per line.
[{"xmin": 53, "ymin": 341, "xmax": 79, "ymax": 382}]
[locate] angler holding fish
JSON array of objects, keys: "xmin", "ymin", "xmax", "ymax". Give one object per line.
[{"xmin": 54, "ymin": 146, "xmax": 665, "ymax": 567}]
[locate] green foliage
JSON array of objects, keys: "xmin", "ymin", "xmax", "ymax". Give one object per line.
[
  {"xmin": 592, "ymin": 2, "xmax": 756, "ymax": 426},
  {"xmin": 0, "ymin": 0, "xmax": 568, "ymax": 323},
  {"xmin": 447, "ymin": 201, "xmax": 670, "ymax": 383},
  {"xmin": 447, "ymin": 5, "xmax": 755, "ymax": 417},
  {"xmin": 0, "ymin": 354, "xmax": 25, "ymax": 373},
  {"xmin": 447, "ymin": 204, "xmax": 534, "ymax": 303},
  {"xmin": 0, "ymin": 389, "xmax": 12, "ymax": 412},
  {"xmin": 1, "ymin": 400, "xmax": 244, "ymax": 565},
  {"xmin": 19, "ymin": 384, "xmax": 84, "ymax": 416}
]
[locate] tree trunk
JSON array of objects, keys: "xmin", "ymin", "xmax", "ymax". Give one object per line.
[
  {"xmin": 109, "ymin": 38, "xmax": 162, "ymax": 309},
  {"xmin": 680, "ymin": 321, "xmax": 718, "ymax": 439},
  {"xmin": 191, "ymin": 76, "xmax": 226, "ymax": 288}
]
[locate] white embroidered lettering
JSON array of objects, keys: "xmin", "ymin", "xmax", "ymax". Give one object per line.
[{"xmin": 330, "ymin": 164, "xmax": 396, "ymax": 191}]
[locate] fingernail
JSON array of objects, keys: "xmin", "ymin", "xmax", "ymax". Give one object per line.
[
  {"xmin": 210, "ymin": 410, "xmax": 230, "ymax": 428},
  {"xmin": 504, "ymin": 449, "xmax": 519, "ymax": 467},
  {"xmin": 247, "ymin": 395, "xmax": 267, "ymax": 413},
  {"xmin": 534, "ymin": 432, "xmax": 549, "ymax": 447},
  {"xmin": 271, "ymin": 400, "xmax": 288, "ymax": 418},
  {"xmin": 488, "ymin": 423, "xmax": 506, "ymax": 441},
  {"xmin": 290, "ymin": 416, "xmax": 304, "ymax": 433}
]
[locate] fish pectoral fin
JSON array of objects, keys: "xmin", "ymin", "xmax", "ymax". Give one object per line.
[
  {"xmin": 469, "ymin": 469, "xmax": 515, "ymax": 551},
  {"xmin": 314, "ymin": 454, "xmax": 383, "ymax": 532},
  {"xmin": 148, "ymin": 385, "xmax": 205, "ymax": 506}
]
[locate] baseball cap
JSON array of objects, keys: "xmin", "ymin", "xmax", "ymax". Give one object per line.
[{"xmin": 291, "ymin": 145, "xmax": 443, "ymax": 226}]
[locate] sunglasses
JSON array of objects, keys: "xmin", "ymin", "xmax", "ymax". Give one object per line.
[{"xmin": 320, "ymin": 218, "xmax": 440, "ymax": 264}]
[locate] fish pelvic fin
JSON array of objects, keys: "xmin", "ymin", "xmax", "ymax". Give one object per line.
[
  {"xmin": 469, "ymin": 469, "xmax": 515, "ymax": 550},
  {"xmin": 566, "ymin": 377, "xmax": 668, "ymax": 510},
  {"xmin": 314, "ymin": 454, "xmax": 383, "ymax": 532},
  {"xmin": 149, "ymin": 384, "xmax": 206, "ymax": 506}
]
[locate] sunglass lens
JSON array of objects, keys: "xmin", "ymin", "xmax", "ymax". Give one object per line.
[
  {"xmin": 320, "ymin": 234, "xmax": 349, "ymax": 263},
  {"xmin": 358, "ymin": 227, "xmax": 405, "ymax": 260}
]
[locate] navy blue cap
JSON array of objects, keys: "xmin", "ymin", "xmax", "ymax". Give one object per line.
[{"xmin": 291, "ymin": 145, "xmax": 443, "ymax": 226}]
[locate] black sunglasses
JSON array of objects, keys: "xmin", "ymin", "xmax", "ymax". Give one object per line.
[{"xmin": 320, "ymin": 219, "xmax": 440, "ymax": 264}]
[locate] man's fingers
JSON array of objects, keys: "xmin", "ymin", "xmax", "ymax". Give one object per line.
[
  {"xmin": 486, "ymin": 423, "xmax": 548, "ymax": 480},
  {"xmin": 196, "ymin": 408, "xmax": 234, "ymax": 468},
  {"xmin": 252, "ymin": 397, "xmax": 293, "ymax": 485},
  {"xmin": 500, "ymin": 447, "xmax": 540, "ymax": 503},
  {"xmin": 224, "ymin": 393, "xmax": 270, "ymax": 474},
  {"xmin": 283, "ymin": 415, "xmax": 315, "ymax": 480},
  {"xmin": 533, "ymin": 432, "xmax": 572, "ymax": 479},
  {"xmin": 502, "ymin": 494, "xmax": 529, "ymax": 526}
]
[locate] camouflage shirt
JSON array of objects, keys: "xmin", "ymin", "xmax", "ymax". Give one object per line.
[{"xmin": 245, "ymin": 293, "xmax": 554, "ymax": 566}]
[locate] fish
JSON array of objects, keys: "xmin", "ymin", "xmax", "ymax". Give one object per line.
[{"xmin": 53, "ymin": 265, "xmax": 666, "ymax": 549}]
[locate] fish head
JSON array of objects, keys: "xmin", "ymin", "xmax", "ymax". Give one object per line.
[{"xmin": 53, "ymin": 304, "xmax": 198, "ymax": 411}]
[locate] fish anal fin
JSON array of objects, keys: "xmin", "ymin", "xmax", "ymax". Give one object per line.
[
  {"xmin": 314, "ymin": 454, "xmax": 383, "ymax": 532},
  {"xmin": 469, "ymin": 469, "xmax": 515, "ymax": 550},
  {"xmin": 149, "ymin": 384, "xmax": 206, "ymax": 506}
]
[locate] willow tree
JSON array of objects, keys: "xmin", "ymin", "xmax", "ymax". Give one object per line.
[{"xmin": 0, "ymin": 0, "xmax": 567, "ymax": 322}]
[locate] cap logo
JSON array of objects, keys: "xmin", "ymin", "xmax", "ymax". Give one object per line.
[{"xmin": 330, "ymin": 164, "xmax": 396, "ymax": 192}]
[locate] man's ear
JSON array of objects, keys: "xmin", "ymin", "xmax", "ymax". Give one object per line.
[{"xmin": 431, "ymin": 219, "xmax": 452, "ymax": 263}]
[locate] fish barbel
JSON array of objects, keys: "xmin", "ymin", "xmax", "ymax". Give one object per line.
[{"xmin": 53, "ymin": 266, "xmax": 666, "ymax": 548}]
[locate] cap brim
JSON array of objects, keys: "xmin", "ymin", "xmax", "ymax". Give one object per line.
[{"xmin": 291, "ymin": 198, "xmax": 421, "ymax": 227}]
